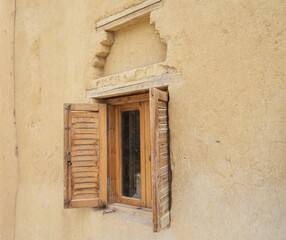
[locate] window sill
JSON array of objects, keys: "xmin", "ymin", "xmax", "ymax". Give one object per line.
[{"xmin": 93, "ymin": 203, "xmax": 152, "ymax": 227}]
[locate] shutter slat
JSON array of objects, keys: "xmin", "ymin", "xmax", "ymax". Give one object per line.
[
  {"xmin": 72, "ymin": 189, "xmax": 98, "ymax": 196},
  {"xmin": 71, "ymin": 167, "xmax": 98, "ymax": 173},
  {"xmin": 72, "ymin": 117, "xmax": 98, "ymax": 123},
  {"xmin": 72, "ymin": 122, "xmax": 98, "ymax": 129},
  {"xmin": 71, "ymin": 155, "xmax": 98, "ymax": 161},
  {"xmin": 72, "ymin": 194, "xmax": 99, "ymax": 200},
  {"xmin": 72, "ymin": 161, "xmax": 98, "ymax": 167},
  {"xmin": 150, "ymin": 88, "xmax": 171, "ymax": 232},
  {"xmin": 72, "ymin": 171, "xmax": 98, "ymax": 178},
  {"xmin": 72, "ymin": 139, "xmax": 99, "ymax": 145},
  {"xmin": 72, "ymin": 128, "xmax": 99, "ymax": 135},
  {"xmin": 72, "ymin": 112, "xmax": 98, "ymax": 118},
  {"xmin": 72, "ymin": 145, "xmax": 97, "ymax": 151},
  {"xmin": 73, "ymin": 183, "xmax": 99, "ymax": 190},
  {"xmin": 71, "ymin": 150, "xmax": 98, "ymax": 157},
  {"xmin": 71, "ymin": 134, "xmax": 98, "ymax": 140}
]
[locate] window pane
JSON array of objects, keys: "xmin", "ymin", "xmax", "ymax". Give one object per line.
[{"xmin": 121, "ymin": 110, "xmax": 141, "ymax": 199}]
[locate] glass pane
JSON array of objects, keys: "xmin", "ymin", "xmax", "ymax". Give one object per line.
[{"xmin": 121, "ymin": 110, "xmax": 141, "ymax": 199}]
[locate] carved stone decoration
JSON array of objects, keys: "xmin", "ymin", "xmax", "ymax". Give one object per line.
[{"xmin": 92, "ymin": 31, "xmax": 114, "ymax": 72}]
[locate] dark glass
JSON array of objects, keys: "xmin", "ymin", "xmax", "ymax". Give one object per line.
[{"xmin": 121, "ymin": 110, "xmax": 141, "ymax": 199}]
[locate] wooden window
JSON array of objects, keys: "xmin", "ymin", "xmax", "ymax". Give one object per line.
[{"xmin": 64, "ymin": 88, "xmax": 171, "ymax": 232}]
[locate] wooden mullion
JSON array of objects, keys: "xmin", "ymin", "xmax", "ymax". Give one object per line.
[
  {"xmin": 99, "ymin": 104, "xmax": 108, "ymax": 206},
  {"xmin": 144, "ymin": 101, "xmax": 152, "ymax": 208},
  {"xmin": 139, "ymin": 102, "xmax": 146, "ymax": 207}
]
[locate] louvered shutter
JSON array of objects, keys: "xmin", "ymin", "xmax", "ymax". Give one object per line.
[
  {"xmin": 64, "ymin": 104, "xmax": 107, "ymax": 208},
  {"xmin": 150, "ymin": 88, "xmax": 171, "ymax": 232}
]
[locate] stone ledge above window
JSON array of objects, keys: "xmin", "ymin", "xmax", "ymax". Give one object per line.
[{"xmin": 86, "ymin": 63, "xmax": 181, "ymax": 99}]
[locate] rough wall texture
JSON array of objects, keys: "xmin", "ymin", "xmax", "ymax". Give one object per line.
[
  {"xmin": 3, "ymin": 0, "xmax": 285, "ymax": 239},
  {"xmin": 103, "ymin": 19, "xmax": 167, "ymax": 76},
  {"xmin": 0, "ymin": 1, "xmax": 18, "ymax": 239}
]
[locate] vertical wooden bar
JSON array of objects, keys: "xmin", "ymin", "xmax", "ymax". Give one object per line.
[
  {"xmin": 150, "ymin": 88, "xmax": 160, "ymax": 231},
  {"xmin": 150, "ymin": 88, "xmax": 170, "ymax": 232},
  {"xmin": 139, "ymin": 102, "xmax": 146, "ymax": 207},
  {"xmin": 99, "ymin": 104, "xmax": 108, "ymax": 206},
  {"xmin": 144, "ymin": 101, "xmax": 152, "ymax": 208},
  {"xmin": 63, "ymin": 104, "xmax": 70, "ymax": 208},
  {"xmin": 108, "ymin": 105, "xmax": 117, "ymax": 203}
]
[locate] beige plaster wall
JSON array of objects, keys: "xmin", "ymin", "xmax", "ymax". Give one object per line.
[
  {"xmin": 0, "ymin": 0, "xmax": 18, "ymax": 239},
  {"xmin": 8, "ymin": 0, "xmax": 286, "ymax": 239},
  {"xmin": 103, "ymin": 19, "xmax": 167, "ymax": 76}
]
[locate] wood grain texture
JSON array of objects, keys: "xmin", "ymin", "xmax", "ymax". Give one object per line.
[
  {"xmin": 150, "ymin": 88, "xmax": 171, "ymax": 232},
  {"xmin": 64, "ymin": 103, "xmax": 107, "ymax": 208}
]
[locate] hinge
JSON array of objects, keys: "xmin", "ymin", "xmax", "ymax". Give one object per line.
[
  {"xmin": 67, "ymin": 150, "xmax": 72, "ymax": 166},
  {"xmin": 65, "ymin": 104, "xmax": 71, "ymax": 110},
  {"xmin": 107, "ymin": 177, "xmax": 110, "ymax": 191},
  {"xmin": 64, "ymin": 127, "xmax": 70, "ymax": 130}
]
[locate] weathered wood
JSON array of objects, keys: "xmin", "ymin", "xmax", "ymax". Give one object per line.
[
  {"xmin": 72, "ymin": 189, "xmax": 98, "ymax": 196},
  {"xmin": 72, "ymin": 193, "xmax": 99, "ymax": 200},
  {"xmin": 64, "ymin": 104, "xmax": 69, "ymax": 208},
  {"xmin": 71, "ymin": 167, "xmax": 98, "ymax": 173},
  {"xmin": 150, "ymin": 88, "xmax": 170, "ymax": 232},
  {"xmin": 72, "ymin": 171, "xmax": 99, "ymax": 178},
  {"xmin": 72, "ymin": 176, "xmax": 98, "ymax": 184},
  {"xmin": 99, "ymin": 104, "xmax": 108, "ymax": 206},
  {"xmin": 108, "ymin": 105, "xmax": 117, "ymax": 203},
  {"xmin": 71, "ymin": 145, "xmax": 97, "ymax": 151},
  {"xmin": 71, "ymin": 155, "xmax": 98, "ymax": 161},
  {"xmin": 71, "ymin": 117, "xmax": 98, "ymax": 124},
  {"xmin": 70, "ymin": 104, "xmax": 99, "ymax": 112},
  {"xmin": 71, "ymin": 134, "xmax": 98, "ymax": 140},
  {"xmin": 71, "ymin": 150, "xmax": 98, "ymax": 157},
  {"xmin": 72, "ymin": 122, "xmax": 98, "ymax": 129},
  {"xmin": 72, "ymin": 112, "xmax": 99, "ymax": 118},
  {"xmin": 71, "ymin": 161, "xmax": 98, "ymax": 168},
  {"xmin": 64, "ymin": 103, "xmax": 108, "ymax": 209},
  {"xmin": 70, "ymin": 199, "xmax": 100, "ymax": 208},
  {"xmin": 73, "ymin": 183, "xmax": 98, "ymax": 190},
  {"xmin": 72, "ymin": 139, "xmax": 99, "ymax": 146},
  {"xmin": 106, "ymin": 93, "xmax": 149, "ymax": 105}
]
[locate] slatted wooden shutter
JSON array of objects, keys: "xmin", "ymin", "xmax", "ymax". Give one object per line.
[
  {"xmin": 150, "ymin": 88, "xmax": 171, "ymax": 232},
  {"xmin": 64, "ymin": 104, "xmax": 107, "ymax": 208}
]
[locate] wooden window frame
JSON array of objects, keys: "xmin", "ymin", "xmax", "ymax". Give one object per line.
[
  {"xmin": 64, "ymin": 89, "xmax": 171, "ymax": 232},
  {"xmin": 107, "ymin": 94, "xmax": 152, "ymax": 208}
]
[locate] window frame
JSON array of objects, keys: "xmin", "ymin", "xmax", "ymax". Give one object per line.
[
  {"xmin": 107, "ymin": 94, "xmax": 152, "ymax": 208},
  {"xmin": 64, "ymin": 89, "xmax": 171, "ymax": 232}
]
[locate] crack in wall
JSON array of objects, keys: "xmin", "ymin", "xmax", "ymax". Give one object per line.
[{"xmin": 12, "ymin": 0, "xmax": 19, "ymax": 239}]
